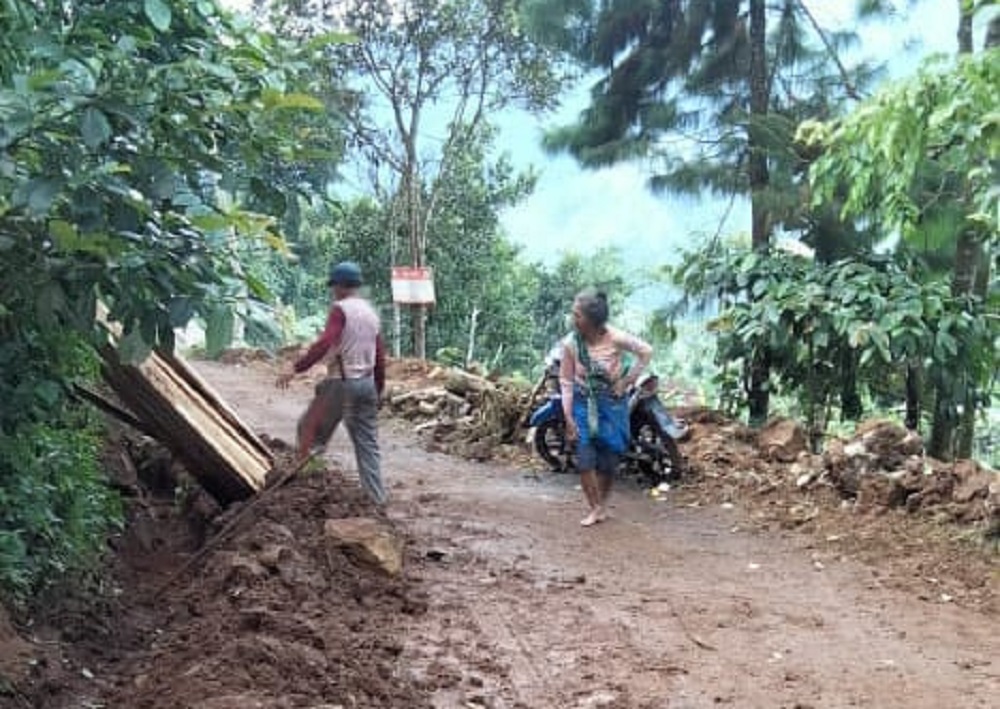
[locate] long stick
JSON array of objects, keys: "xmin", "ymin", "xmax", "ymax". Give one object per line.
[
  {"xmin": 72, "ymin": 383, "xmax": 160, "ymax": 440},
  {"xmin": 153, "ymin": 454, "xmax": 315, "ymax": 597}
]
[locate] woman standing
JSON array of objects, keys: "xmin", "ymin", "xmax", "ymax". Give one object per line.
[{"xmin": 559, "ymin": 288, "xmax": 653, "ymax": 526}]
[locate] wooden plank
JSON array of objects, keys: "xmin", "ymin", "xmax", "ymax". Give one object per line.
[
  {"xmin": 144, "ymin": 355, "xmax": 272, "ymax": 471},
  {"xmin": 138, "ymin": 355, "xmax": 270, "ymax": 491},
  {"xmin": 103, "ymin": 358, "xmax": 261, "ymax": 502},
  {"xmin": 102, "ymin": 350, "xmax": 270, "ymax": 503},
  {"xmin": 157, "ymin": 351, "xmax": 273, "ymax": 464},
  {"xmin": 96, "ymin": 302, "xmax": 273, "ymax": 504}
]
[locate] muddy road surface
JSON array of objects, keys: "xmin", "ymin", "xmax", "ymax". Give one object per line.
[{"xmin": 197, "ymin": 361, "xmax": 998, "ymax": 709}]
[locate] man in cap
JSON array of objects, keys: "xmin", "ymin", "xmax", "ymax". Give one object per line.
[{"xmin": 276, "ymin": 261, "xmax": 387, "ymax": 505}]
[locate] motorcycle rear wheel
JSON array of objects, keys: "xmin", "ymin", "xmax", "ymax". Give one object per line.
[
  {"xmin": 534, "ymin": 418, "xmax": 572, "ymax": 472},
  {"xmin": 631, "ymin": 423, "xmax": 684, "ymax": 485}
]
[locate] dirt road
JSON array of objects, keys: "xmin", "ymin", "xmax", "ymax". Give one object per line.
[{"xmin": 197, "ymin": 361, "xmax": 999, "ymax": 709}]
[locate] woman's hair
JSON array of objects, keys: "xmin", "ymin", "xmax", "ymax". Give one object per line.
[{"xmin": 575, "ymin": 287, "xmax": 609, "ymax": 330}]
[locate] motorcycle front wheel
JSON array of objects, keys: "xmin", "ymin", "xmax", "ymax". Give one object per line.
[
  {"xmin": 534, "ymin": 418, "xmax": 572, "ymax": 472},
  {"xmin": 631, "ymin": 422, "xmax": 684, "ymax": 485}
]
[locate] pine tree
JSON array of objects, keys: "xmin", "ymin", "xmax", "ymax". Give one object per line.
[{"xmin": 535, "ymin": 0, "xmax": 878, "ymax": 424}]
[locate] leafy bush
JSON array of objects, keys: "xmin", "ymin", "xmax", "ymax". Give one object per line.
[
  {"xmin": 0, "ymin": 325, "xmax": 122, "ymax": 606},
  {"xmin": 0, "ymin": 416, "xmax": 122, "ymax": 606},
  {"xmin": 669, "ymin": 246, "xmax": 994, "ymax": 454}
]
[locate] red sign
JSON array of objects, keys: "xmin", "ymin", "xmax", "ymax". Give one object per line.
[{"xmin": 390, "ymin": 266, "xmax": 436, "ymax": 304}]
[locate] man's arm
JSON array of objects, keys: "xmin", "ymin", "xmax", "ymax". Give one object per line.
[
  {"xmin": 293, "ymin": 306, "xmax": 345, "ymax": 373},
  {"xmin": 276, "ymin": 306, "xmax": 345, "ymax": 389}
]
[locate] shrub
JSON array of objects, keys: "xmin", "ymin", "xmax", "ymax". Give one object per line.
[{"xmin": 0, "ymin": 416, "xmax": 123, "ymax": 606}]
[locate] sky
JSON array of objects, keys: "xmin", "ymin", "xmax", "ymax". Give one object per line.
[{"xmin": 496, "ymin": 0, "xmax": 968, "ymax": 268}]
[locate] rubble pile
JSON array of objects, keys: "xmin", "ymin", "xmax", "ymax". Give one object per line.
[
  {"xmin": 385, "ymin": 367, "xmax": 534, "ymax": 462},
  {"xmin": 816, "ymin": 420, "xmax": 998, "ymax": 534},
  {"xmin": 677, "ymin": 411, "xmax": 998, "ymax": 547}
]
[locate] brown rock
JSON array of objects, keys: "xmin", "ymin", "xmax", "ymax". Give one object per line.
[
  {"xmin": 855, "ymin": 418, "xmax": 898, "ymax": 437},
  {"xmin": 758, "ymin": 418, "xmax": 807, "ymax": 462},
  {"xmin": 903, "ymin": 456, "xmax": 925, "ymax": 475},
  {"xmin": 823, "ymin": 439, "xmax": 847, "ymax": 469},
  {"xmin": 856, "ymin": 474, "xmax": 908, "ymax": 509},
  {"xmin": 256, "ymin": 543, "xmax": 293, "ymax": 571},
  {"xmin": 905, "ymin": 473, "xmax": 955, "ymax": 512},
  {"xmin": 985, "ymin": 480, "xmax": 1000, "ymax": 543},
  {"xmin": 898, "ymin": 431, "xmax": 924, "ymax": 457},
  {"xmin": 855, "ymin": 420, "xmax": 915, "ymax": 469},
  {"xmin": 324, "ymin": 517, "xmax": 403, "ymax": 576},
  {"xmin": 952, "ymin": 461, "xmax": 994, "ymax": 505}
]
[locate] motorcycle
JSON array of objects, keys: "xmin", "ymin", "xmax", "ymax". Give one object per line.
[{"xmin": 526, "ymin": 347, "xmax": 688, "ymax": 486}]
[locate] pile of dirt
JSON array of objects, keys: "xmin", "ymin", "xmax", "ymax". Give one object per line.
[
  {"xmin": 670, "ymin": 410, "xmax": 999, "ymax": 612},
  {"xmin": 679, "ymin": 412, "xmax": 998, "ymax": 539},
  {"xmin": 820, "ymin": 421, "xmax": 997, "ymax": 526},
  {"xmin": 9, "ymin": 442, "xmax": 431, "ymax": 709},
  {"xmin": 385, "ymin": 366, "xmax": 534, "ymax": 464},
  {"xmin": 385, "ymin": 357, "xmax": 440, "ymax": 390}
]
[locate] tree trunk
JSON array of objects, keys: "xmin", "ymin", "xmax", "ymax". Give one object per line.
[
  {"xmin": 840, "ymin": 348, "xmax": 862, "ymax": 421},
  {"xmin": 411, "ymin": 306, "xmax": 427, "ymax": 360},
  {"xmin": 955, "ymin": 383, "xmax": 976, "ymax": 459},
  {"xmin": 904, "ymin": 362, "xmax": 920, "ymax": 432},
  {"xmin": 950, "ymin": 229, "xmax": 984, "ymax": 459},
  {"xmin": 747, "ymin": 0, "xmax": 771, "ymax": 427},
  {"xmin": 986, "ymin": 13, "xmax": 1000, "ymax": 49},
  {"xmin": 929, "ymin": 2, "xmax": 980, "ymax": 459},
  {"xmin": 929, "ymin": 396, "xmax": 954, "ymax": 461},
  {"xmin": 958, "ymin": 2, "xmax": 973, "ymax": 54},
  {"xmin": 928, "ymin": 230, "xmax": 983, "ymax": 460},
  {"xmin": 403, "ymin": 132, "xmax": 428, "ymax": 360}
]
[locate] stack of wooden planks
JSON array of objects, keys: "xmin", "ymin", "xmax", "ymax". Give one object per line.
[{"xmin": 102, "ymin": 348, "xmax": 273, "ymax": 503}]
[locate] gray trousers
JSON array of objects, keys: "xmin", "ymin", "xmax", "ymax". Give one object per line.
[{"xmin": 297, "ymin": 377, "xmax": 385, "ymax": 505}]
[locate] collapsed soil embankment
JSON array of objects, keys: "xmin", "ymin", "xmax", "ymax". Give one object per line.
[{"xmin": 7, "ymin": 440, "xmax": 430, "ymax": 709}]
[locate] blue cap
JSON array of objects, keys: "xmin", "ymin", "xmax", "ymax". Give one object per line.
[{"xmin": 327, "ymin": 261, "xmax": 362, "ymax": 287}]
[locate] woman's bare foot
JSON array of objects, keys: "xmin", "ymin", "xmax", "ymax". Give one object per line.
[
  {"xmin": 596, "ymin": 506, "xmax": 610, "ymax": 522},
  {"xmin": 580, "ymin": 509, "xmax": 601, "ymax": 527}
]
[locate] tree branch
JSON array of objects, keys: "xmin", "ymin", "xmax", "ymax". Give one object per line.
[{"xmin": 795, "ymin": 0, "xmax": 862, "ymax": 101}]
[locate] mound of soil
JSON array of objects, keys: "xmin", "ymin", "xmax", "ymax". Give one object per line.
[
  {"xmin": 12, "ymin": 448, "xmax": 430, "ymax": 709},
  {"xmin": 669, "ymin": 410, "xmax": 999, "ymax": 614}
]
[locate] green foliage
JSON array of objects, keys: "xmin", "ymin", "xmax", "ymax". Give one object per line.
[
  {"xmin": 268, "ymin": 0, "xmax": 569, "ymax": 357},
  {"xmin": 0, "ymin": 329, "xmax": 121, "ymax": 605},
  {"xmin": 269, "ymin": 126, "xmax": 552, "ymax": 373},
  {"xmin": 0, "ymin": 417, "xmax": 122, "ymax": 605},
  {"xmin": 539, "ymin": 0, "xmax": 880, "ymax": 228},
  {"xmin": 808, "ymin": 50, "xmax": 1000, "ymax": 243},
  {"xmin": 670, "ymin": 246, "xmax": 994, "ymax": 440},
  {"xmin": 0, "ymin": 0, "xmax": 331, "ymax": 354},
  {"xmin": 807, "ymin": 47, "xmax": 998, "ymax": 457},
  {"xmin": 0, "ymin": 0, "xmax": 338, "ymax": 602},
  {"xmin": 528, "ymin": 247, "xmax": 632, "ymax": 354}
]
